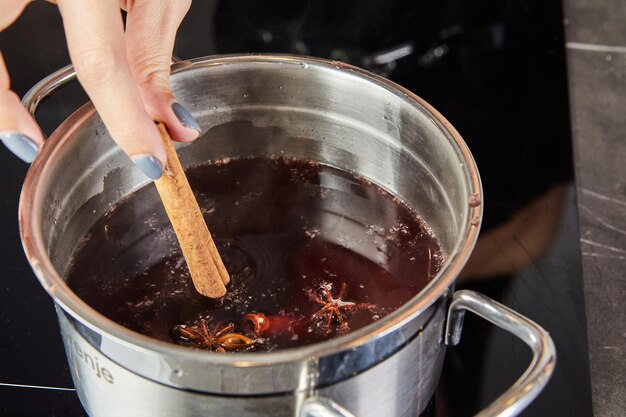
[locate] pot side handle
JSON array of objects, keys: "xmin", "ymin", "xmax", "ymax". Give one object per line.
[
  {"xmin": 446, "ymin": 290, "xmax": 556, "ymax": 417},
  {"xmin": 22, "ymin": 64, "xmax": 76, "ymax": 130},
  {"xmin": 21, "ymin": 56, "xmax": 183, "ymax": 137},
  {"xmin": 300, "ymin": 397, "xmax": 356, "ymax": 417}
]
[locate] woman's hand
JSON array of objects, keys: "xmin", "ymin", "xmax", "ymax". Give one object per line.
[{"xmin": 0, "ymin": 0, "xmax": 198, "ymax": 180}]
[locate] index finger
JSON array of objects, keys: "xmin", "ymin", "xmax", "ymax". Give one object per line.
[{"xmin": 56, "ymin": 0, "xmax": 166, "ymax": 179}]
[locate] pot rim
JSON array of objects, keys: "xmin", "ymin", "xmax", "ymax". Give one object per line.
[{"xmin": 19, "ymin": 54, "xmax": 482, "ymax": 366}]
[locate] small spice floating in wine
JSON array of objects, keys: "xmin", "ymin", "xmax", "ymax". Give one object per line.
[
  {"xmin": 173, "ymin": 320, "xmax": 255, "ymax": 352},
  {"xmin": 306, "ymin": 282, "xmax": 375, "ymax": 336}
]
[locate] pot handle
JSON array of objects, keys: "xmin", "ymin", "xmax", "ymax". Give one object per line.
[
  {"xmin": 300, "ymin": 289, "xmax": 555, "ymax": 417},
  {"xmin": 299, "ymin": 397, "xmax": 356, "ymax": 417},
  {"xmin": 21, "ymin": 56, "xmax": 183, "ymax": 136},
  {"xmin": 22, "ymin": 64, "xmax": 77, "ymax": 125},
  {"xmin": 446, "ymin": 290, "xmax": 556, "ymax": 417}
]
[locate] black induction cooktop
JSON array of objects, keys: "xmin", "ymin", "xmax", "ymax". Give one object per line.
[{"xmin": 0, "ymin": 1, "xmax": 592, "ymax": 416}]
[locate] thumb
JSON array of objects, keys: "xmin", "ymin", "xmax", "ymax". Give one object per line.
[{"xmin": 125, "ymin": 0, "xmax": 200, "ymax": 143}]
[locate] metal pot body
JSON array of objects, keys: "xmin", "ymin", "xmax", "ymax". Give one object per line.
[
  {"xmin": 20, "ymin": 55, "xmax": 544, "ymax": 417},
  {"xmin": 57, "ymin": 298, "xmax": 447, "ymax": 417}
]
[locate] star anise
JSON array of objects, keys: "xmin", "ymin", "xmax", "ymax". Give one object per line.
[
  {"xmin": 306, "ymin": 282, "xmax": 374, "ymax": 336},
  {"xmin": 173, "ymin": 320, "xmax": 255, "ymax": 352}
]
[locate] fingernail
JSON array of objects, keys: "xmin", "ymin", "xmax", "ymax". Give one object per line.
[
  {"xmin": 172, "ymin": 102, "xmax": 201, "ymax": 133},
  {"xmin": 0, "ymin": 131, "xmax": 39, "ymax": 163},
  {"xmin": 131, "ymin": 154, "xmax": 163, "ymax": 180}
]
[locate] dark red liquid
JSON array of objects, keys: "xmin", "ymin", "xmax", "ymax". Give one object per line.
[{"xmin": 66, "ymin": 157, "xmax": 443, "ymax": 351}]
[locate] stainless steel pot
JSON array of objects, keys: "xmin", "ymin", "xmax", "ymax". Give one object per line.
[{"xmin": 19, "ymin": 55, "xmax": 555, "ymax": 417}]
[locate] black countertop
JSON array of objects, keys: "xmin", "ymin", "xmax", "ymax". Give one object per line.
[{"xmin": 563, "ymin": 0, "xmax": 626, "ymax": 414}]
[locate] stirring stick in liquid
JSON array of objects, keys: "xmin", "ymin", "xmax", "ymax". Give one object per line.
[{"xmin": 153, "ymin": 122, "xmax": 230, "ymax": 298}]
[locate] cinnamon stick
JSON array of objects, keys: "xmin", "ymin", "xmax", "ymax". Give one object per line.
[{"xmin": 153, "ymin": 122, "xmax": 230, "ymax": 298}]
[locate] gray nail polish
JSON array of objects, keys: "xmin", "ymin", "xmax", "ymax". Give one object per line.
[
  {"xmin": 172, "ymin": 102, "xmax": 202, "ymax": 133},
  {"xmin": 132, "ymin": 154, "xmax": 163, "ymax": 180},
  {"xmin": 0, "ymin": 131, "xmax": 39, "ymax": 163}
]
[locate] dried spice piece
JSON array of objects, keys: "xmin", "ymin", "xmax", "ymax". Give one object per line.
[
  {"xmin": 306, "ymin": 282, "xmax": 374, "ymax": 336},
  {"xmin": 243, "ymin": 312, "xmax": 308, "ymax": 337},
  {"xmin": 173, "ymin": 320, "xmax": 255, "ymax": 352}
]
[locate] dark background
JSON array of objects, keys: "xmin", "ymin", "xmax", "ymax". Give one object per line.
[{"xmin": 0, "ymin": 1, "xmax": 592, "ymax": 416}]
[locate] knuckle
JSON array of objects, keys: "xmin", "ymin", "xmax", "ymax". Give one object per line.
[
  {"xmin": 73, "ymin": 48, "xmax": 122, "ymax": 84},
  {"xmin": 135, "ymin": 0, "xmax": 190, "ymax": 16},
  {"xmin": 159, "ymin": 0, "xmax": 191, "ymax": 14},
  {"xmin": 158, "ymin": 0, "xmax": 192, "ymax": 20},
  {"xmin": 179, "ymin": 0, "xmax": 192, "ymax": 13},
  {"xmin": 141, "ymin": 65, "xmax": 170, "ymax": 88},
  {"xmin": 132, "ymin": 54, "xmax": 171, "ymax": 90}
]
